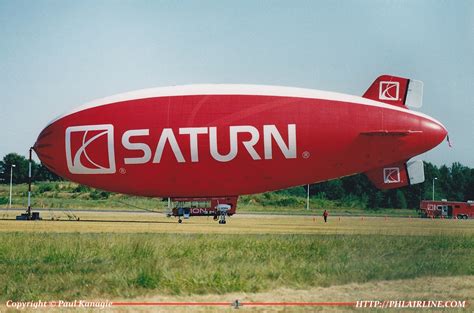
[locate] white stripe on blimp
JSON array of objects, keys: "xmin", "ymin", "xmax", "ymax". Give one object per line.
[{"xmin": 47, "ymin": 84, "xmax": 445, "ymax": 128}]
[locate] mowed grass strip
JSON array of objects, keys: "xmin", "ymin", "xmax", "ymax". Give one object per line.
[
  {"xmin": 1, "ymin": 183, "xmax": 417, "ymax": 216},
  {"xmin": 0, "ymin": 233, "xmax": 472, "ymax": 301},
  {"xmin": 1, "ymin": 214, "xmax": 472, "ymax": 236}
]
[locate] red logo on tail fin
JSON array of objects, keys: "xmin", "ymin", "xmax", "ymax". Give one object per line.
[
  {"xmin": 383, "ymin": 167, "xmax": 401, "ymax": 183},
  {"xmin": 379, "ymin": 81, "xmax": 400, "ymax": 100}
]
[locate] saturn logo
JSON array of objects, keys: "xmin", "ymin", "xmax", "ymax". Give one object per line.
[
  {"xmin": 65, "ymin": 124, "xmax": 116, "ymax": 174},
  {"xmin": 383, "ymin": 167, "xmax": 401, "ymax": 184},
  {"xmin": 379, "ymin": 81, "xmax": 400, "ymax": 101}
]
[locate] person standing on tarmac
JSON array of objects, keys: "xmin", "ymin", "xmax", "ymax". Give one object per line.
[{"xmin": 323, "ymin": 210, "xmax": 328, "ymax": 223}]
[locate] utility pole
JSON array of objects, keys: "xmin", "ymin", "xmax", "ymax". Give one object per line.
[
  {"xmin": 27, "ymin": 147, "xmax": 33, "ymax": 218},
  {"xmin": 432, "ymin": 177, "xmax": 438, "ymax": 201},
  {"xmin": 9, "ymin": 164, "xmax": 16, "ymax": 208},
  {"xmin": 306, "ymin": 184, "xmax": 310, "ymax": 210}
]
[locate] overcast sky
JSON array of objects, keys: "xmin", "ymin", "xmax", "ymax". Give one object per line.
[{"xmin": 0, "ymin": 0, "xmax": 473, "ymax": 167}]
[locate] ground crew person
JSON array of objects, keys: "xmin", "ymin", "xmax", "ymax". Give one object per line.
[{"xmin": 323, "ymin": 210, "xmax": 328, "ymax": 223}]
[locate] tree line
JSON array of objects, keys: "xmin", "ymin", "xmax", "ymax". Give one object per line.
[
  {"xmin": 1, "ymin": 152, "xmax": 473, "ymax": 209},
  {"xmin": 303, "ymin": 162, "xmax": 473, "ymax": 209},
  {"xmin": 0, "ymin": 153, "xmax": 61, "ymax": 183}
]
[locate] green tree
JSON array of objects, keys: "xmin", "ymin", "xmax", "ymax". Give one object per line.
[
  {"xmin": 34, "ymin": 163, "xmax": 62, "ymax": 182},
  {"xmin": 402, "ymin": 183, "xmax": 424, "ymax": 209},
  {"xmin": 369, "ymin": 191, "xmax": 384, "ymax": 209},
  {"xmin": 466, "ymin": 168, "xmax": 474, "ymax": 201},
  {"xmin": 395, "ymin": 190, "xmax": 408, "ymax": 209},
  {"xmin": 310, "ymin": 179, "xmax": 345, "ymax": 200},
  {"xmin": 0, "ymin": 153, "xmax": 61, "ymax": 184},
  {"xmin": 0, "ymin": 153, "xmax": 30, "ymax": 184},
  {"xmin": 450, "ymin": 162, "xmax": 469, "ymax": 201}
]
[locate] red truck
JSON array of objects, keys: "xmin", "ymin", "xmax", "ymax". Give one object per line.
[{"xmin": 420, "ymin": 200, "xmax": 474, "ymax": 219}]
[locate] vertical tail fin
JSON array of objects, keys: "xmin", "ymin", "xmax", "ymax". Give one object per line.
[
  {"xmin": 363, "ymin": 75, "xmax": 423, "ymax": 108},
  {"xmin": 365, "ymin": 159, "xmax": 425, "ymax": 190}
]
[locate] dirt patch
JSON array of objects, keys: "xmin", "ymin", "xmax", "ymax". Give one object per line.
[{"xmin": 108, "ymin": 276, "xmax": 473, "ymax": 312}]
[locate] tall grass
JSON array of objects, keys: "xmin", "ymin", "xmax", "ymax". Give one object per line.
[{"xmin": 0, "ymin": 233, "xmax": 472, "ymax": 300}]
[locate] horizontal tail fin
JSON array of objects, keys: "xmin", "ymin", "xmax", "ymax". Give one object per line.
[
  {"xmin": 363, "ymin": 75, "xmax": 423, "ymax": 108},
  {"xmin": 360, "ymin": 130, "xmax": 423, "ymax": 136},
  {"xmin": 365, "ymin": 159, "xmax": 425, "ymax": 190}
]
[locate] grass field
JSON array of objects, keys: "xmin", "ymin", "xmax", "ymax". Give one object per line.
[
  {"xmin": 1, "ymin": 232, "xmax": 473, "ymax": 302},
  {"xmin": 0, "ymin": 214, "xmax": 473, "ymax": 305},
  {"xmin": 1, "ymin": 183, "xmax": 472, "ymax": 311}
]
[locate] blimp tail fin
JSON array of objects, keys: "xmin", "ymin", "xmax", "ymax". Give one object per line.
[
  {"xmin": 365, "ymin": 159, "xmax": 425, "ymax": 190},
  {"xmin": 363, "ymin": 75, "xmax": 423, "ymax": 109}
]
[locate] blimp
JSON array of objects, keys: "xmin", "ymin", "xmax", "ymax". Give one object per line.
[{"xmin": 34, "ymin": 75, "xmax": 447, "ymax": 222}]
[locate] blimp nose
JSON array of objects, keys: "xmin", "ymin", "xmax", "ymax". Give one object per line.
[
  {"xmin": 421, "ymin": 117, "xmax": 448, "ymax": 149},
  {"xmin": 34, "ymin": 125, "xmax": 57, "ymax": 173}
]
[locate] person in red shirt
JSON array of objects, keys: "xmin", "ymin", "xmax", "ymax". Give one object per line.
[{"xmin": 323, "ymin": 210, "xmax": 329, "ymax": 223}]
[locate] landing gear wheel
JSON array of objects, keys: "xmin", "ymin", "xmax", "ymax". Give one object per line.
[
  {"xmin": 178, "ymin": 219, "xmax": 182, "ymax": 224},
  {"xmin": 217, "ymin": 214, "xmax": 227, "ymax": 225}
]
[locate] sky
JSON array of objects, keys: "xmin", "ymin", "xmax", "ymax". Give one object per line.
[{"xmin": 0, "ymin": 0, "xmax": 473, "ymax": 167}]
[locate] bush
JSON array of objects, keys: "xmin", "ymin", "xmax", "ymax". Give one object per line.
[
  {"xmin": 38, "ymin": 183, "xmax": 54, "ymax": 193},
  {"xmin": 90, "ymin": 190, "xmax": 110, "ymax": 200},
  {"xmin": 340, "ymin": 194, "xmax": 368, "ymax": 209},
  {"xmin": 73, "ymin": 185, "xmax": 90, "ymax": 193},
  {"xmin": 274, "ymin": 197, "xmax": 301, "ymax": 207}
]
